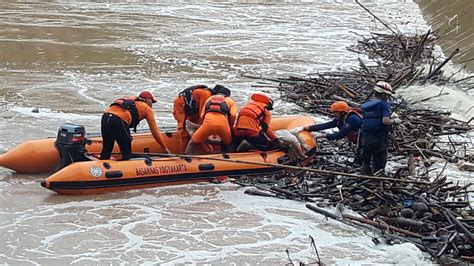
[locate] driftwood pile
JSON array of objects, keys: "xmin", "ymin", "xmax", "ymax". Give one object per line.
[
  {"xmin": 242, "ymin": 2, "xmax": 474, "ymax": 164},
  {"xmin": 237, "ymin": 152, "xmax": 473, "ymax": 263},
  {"xmin": 244, "ymin": 29, "xmax": 472, "ymax": 163},
  {"xmin": 239, "ymin": 2, "xmax": 473, "ymax": 264},
  {"xmin": 245, "ymin": 28, "xmax": 471, "ymax": 155}
]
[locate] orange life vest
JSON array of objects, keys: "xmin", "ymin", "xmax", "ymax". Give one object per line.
[
  {"xmin": 204, "ymin": 95, "xmax": 230, "ymax": 117},
  {"xmin": 237, "ymin": 102, "xmax": 268, "ymax": 131},
  {"xmin": 345, "ymin": 109, "xmax": 362, "ymax": 143},
  {"xmin": 110, "ymin": 96, "xmax": 145, "ymax": 132}
]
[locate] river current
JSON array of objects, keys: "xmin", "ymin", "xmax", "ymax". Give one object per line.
[{"xmin": 0, "ymin": 1, "xmax": 472, "ymax": 264}]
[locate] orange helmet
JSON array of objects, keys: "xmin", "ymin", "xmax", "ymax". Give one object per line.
[
  {"xmin": 251, "ymin": 93, "xmax": 273, "ymax": 110},
  {"xmin": 330, "ymin": 101, "xmax": 349, "ymax": 113}
]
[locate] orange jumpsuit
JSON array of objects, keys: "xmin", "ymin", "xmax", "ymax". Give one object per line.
[
  {"xmin": 191, "ymin": 95, "xmax": 237, "ymax": 146},
  {"xmin": 234, "ymin": 101, "xmax": 277, "ymax": 141},
  {"xmin": 105, "ymin": 100, "xmax": 167, "ymax": 150},
  {"xmin": 173, "ymin": 88, "xmax": 213, "ymax": 152}
]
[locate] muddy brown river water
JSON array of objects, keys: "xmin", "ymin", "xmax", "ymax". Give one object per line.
[{"xmin": 0, "ymin": 1, "xmax": 472, "ymax": 264}]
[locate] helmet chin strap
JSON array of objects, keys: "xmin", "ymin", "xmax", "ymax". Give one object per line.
[
  {"xmin": 266, "ymin": 99, "xmax": 274, "ymax": 110},
  {"xmin": 375, "ymin": 92, "xmax": 390, "ymax": 100}
]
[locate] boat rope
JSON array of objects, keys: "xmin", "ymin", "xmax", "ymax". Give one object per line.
[{"xmin": 131, "ymin": 152, "xmax": 432, "ymax": 185}]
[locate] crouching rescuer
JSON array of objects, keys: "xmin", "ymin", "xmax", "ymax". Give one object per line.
[
  {"xmin": 172, "ymin": 84, "xmax": 215, "ymax": 153},
  {"xmin": 233, "ymin": 92, "xmax": 278, "ymax": 151},
  {"xmin": 184, "ymin": 85, "xmax": 237, "ymax": 155},
  {"xmin": 292, "ymin": 101, "xmax": 362, "ymax": 163},
  {"xmin": 100, "ymin": 91, "xmax": 170, "ymax": 160}
]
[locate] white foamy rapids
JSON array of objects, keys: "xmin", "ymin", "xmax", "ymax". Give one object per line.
[
  {"xmin": 0, "ymin": 184, "xmax": 432, "ymax": 264},
  {"xmin": 398, "ymin": 84, "xmax": 474, "ymax": 122},
  {"xmin": 396, "ymin": 65, "xmax": 474, "ymax": 122}
]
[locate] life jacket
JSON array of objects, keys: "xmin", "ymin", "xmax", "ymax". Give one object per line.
[
  {"xmin": 110, "ymin": 96, "xmax": 144, "ymax": 132},
  {"xmin": 341, "ymin": 110, "xmax": 362, "ymax": 143},
  {"xmin": 349, "ymin": 107, "xmax": 363, "ymax": 116},
  {"xmin": 360, "ymin": 99, "xmax": 387, "ymax": 134},
  {"xmin": 237, "ymin": 102, "xmax": 268, "ymax": 132},
  {"xmin": 204, "ymin": 95, "xmax": 231, "ymax": 117},
  {"xmin": 179, "ymin": 85, "xmax": 210, "ymax": 116}
]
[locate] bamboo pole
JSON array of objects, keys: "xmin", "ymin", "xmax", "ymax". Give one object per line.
[
  {"xmin": 306, "ymin": 204, "xmax": 424, "ymax": 238},
  {"xmin": 424, "ymin": 48, "xmax": 460, "ymax": 81},
  {"xmin": 135, "ymin": 152, "xmax": 432, "ymax": 185}
]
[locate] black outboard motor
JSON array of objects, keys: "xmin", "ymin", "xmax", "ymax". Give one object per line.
[{"xmin": 55, "ymin": 123, "xmax": 89, "ymax": 168}]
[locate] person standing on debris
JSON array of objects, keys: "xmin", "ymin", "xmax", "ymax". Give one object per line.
[
  {"xmin": 234, "ymin": 92, "xmax": 278, "ymax": 151},
  {"xmin": 100, "ymin": 91, "xmax": 171, "ymax": 160},
  {"xmin": 292, "ymin": 101, "xmax": 362, "ymax": 162},
  {"xmin": 173, "ymin": 85, "xmax": 215, "ymax": 153},
  {"xmin": 359, "ymin": 81, "xmax": 401, "ymax": 175},
  {"xmin": 184, "ymin": 85, "xmax": 237, "ymax": 154}
]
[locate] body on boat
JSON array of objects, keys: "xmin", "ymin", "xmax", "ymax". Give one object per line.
[{"xmin": 0, "ymin": 116, "xmax": 317, "ymax": 195}]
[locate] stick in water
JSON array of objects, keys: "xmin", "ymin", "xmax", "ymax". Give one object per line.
[{"xmin": 135, "ymin": 152, "xmax": 432, "ymax": 185}]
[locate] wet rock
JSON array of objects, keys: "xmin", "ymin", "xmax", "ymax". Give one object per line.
[
  {"xmin": 400, "ymin": 208, "xmax": 414, "ymax": 218},
  {"xmin": 412, "ymin": 202, "xmax": 429, "ymax": 213}
]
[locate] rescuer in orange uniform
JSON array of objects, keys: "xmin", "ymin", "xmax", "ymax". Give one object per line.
[
  {"xmin": 233, "ymin": 92, "xmax": 278, "ymax": 151},
  {"xmin": 172, "ymin": 85, "xmax": 215, "ymax": 152},
  {"xmin": 100, "ymin": 91, "xmax": 170, "ymax": 160},
  {"xmin": 184, "ymin": 85, "xmax": 237, "ymax": 154}
]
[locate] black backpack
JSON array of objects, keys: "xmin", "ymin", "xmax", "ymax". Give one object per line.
[
  {"xmin": 110, "ymin": 97, "xmax": 144, "ymax": 132},
  {"xmin": 179, "ymin": 85, "xmax": 210, "ymax": 116}
]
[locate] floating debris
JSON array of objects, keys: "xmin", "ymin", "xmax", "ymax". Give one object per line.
[{"xmin": 240, "ymin": 2, "xmax": 473, "ymax": 264}]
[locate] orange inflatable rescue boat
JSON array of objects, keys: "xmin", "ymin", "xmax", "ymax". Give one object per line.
[{"xmin": 0, "ymin": 116, "xmax": 317, "ymax": 195}]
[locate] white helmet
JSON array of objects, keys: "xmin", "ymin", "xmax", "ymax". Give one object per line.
[{"xmin": 374, "ymin": 81, "xmax": 394, "ymax": 95}]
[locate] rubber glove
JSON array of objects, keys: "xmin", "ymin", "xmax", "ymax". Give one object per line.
[
  {"xmin": 393, "ymin": 118, "xmax": 402, "ymax": 125},
  {"xmin": 313, "ymin": 132, "xmax": 326, "ymax": 138},
  {"xmin": 391, "ymin": 112, "xmax": 399, "ymax": 119}
]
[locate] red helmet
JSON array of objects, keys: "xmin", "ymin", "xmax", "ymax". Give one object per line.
[
  {"xmin": 251, "ymin": 93, "xmax": 273, "ymax": 110},
  {"xmin": 330, "ymin": 101, "xmax": 349, "ymax": 113},
  {"xmin": 138, "ymin": 91, "xmax": 158, "ymax": 103}
]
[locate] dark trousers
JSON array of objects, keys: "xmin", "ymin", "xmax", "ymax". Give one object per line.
[
  {"xmin": 353, "ymin": 132, "xmax": 363, "ymax": 166},
  {"xmin": 234, "ymin": 132, "xmax": 273, "ymax": 151},
  {"xmin": 360, "ymin": 133, "xmax": 388, "ymax": 175},
  {"xmin": 100, "ymin": 113, "xmax": 132, "ymax": 160}
]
